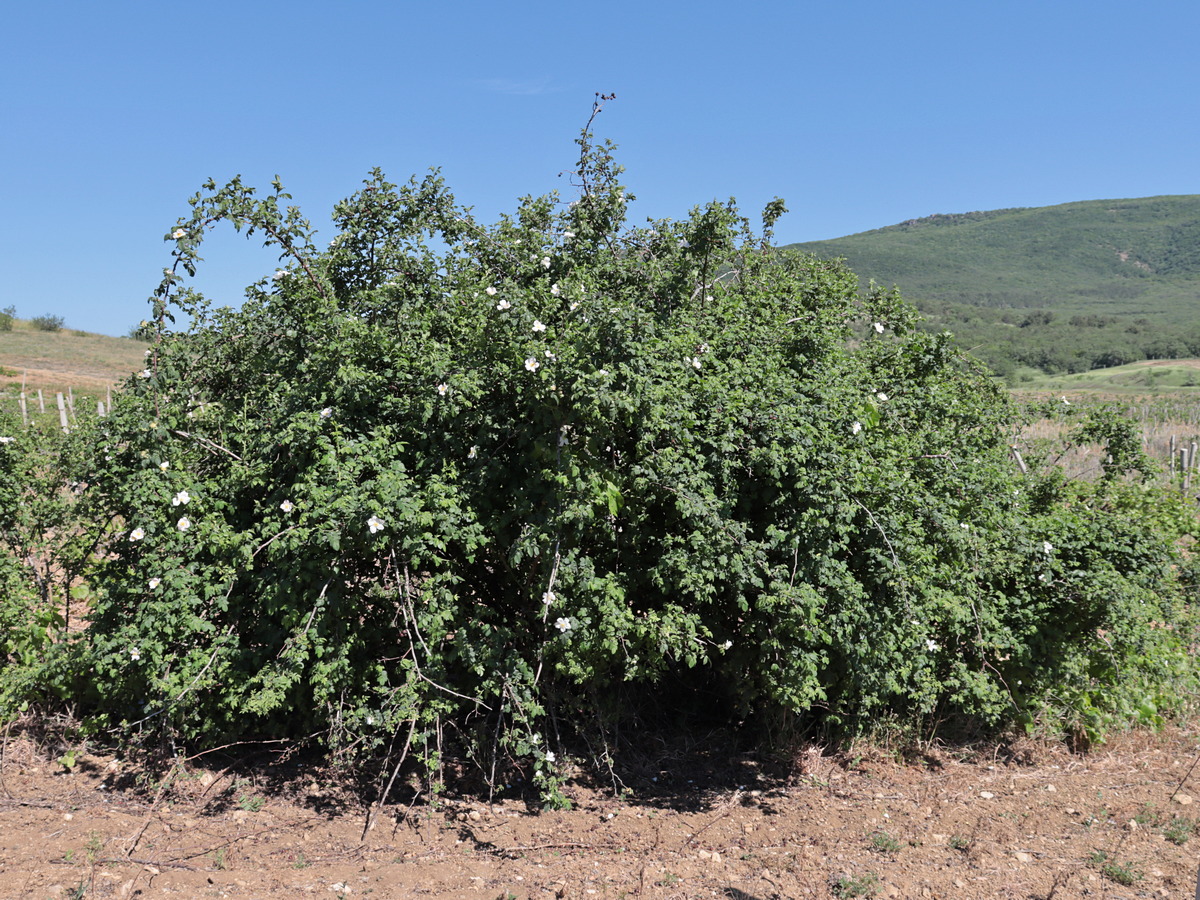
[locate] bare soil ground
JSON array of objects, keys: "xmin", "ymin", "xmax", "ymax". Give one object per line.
[{"xmin": 2, "ymin": 726, "xmax": 1198, "ymax": 900}]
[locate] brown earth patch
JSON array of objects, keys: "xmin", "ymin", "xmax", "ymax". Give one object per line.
[
  {"xmin": 0, "ymin": 368, "xmax": 122, "ymax": 397},
  {"xmin": 1143, "ymin": 359, "xmax": 1200, "ymax": 369},
  {"xmin": 2, "ymin": 726, "xmax": 1198, "ymax": 899}
]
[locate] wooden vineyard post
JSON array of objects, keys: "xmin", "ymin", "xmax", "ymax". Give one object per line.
[
  {"xmin": 19, "ymin": 392, "xmax": 28, "ymax": 427},
  {"xmin": 37, "ymin": 389, "xmax": 45, "ymax": 413},
  {"xmin": 1010, "ymin": 445, "xmax": 1028, "ymax": 476},
  {"xmin": 56, "ymin": 393, "xmax": 69, "ymax": 433}
]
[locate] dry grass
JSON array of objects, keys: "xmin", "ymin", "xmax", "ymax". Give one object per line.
[
  {"xmin": 1015, "ymin": 392, "xmax": 1200, "ymax": 483},
  {"xmin": 0, "ymin": 320, "xmax": 147, "ymax": 407}
]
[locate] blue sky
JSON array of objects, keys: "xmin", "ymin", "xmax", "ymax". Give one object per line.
[{"xmin": 4, "ymin": 0, "xmax": 1199, "ymax": 336}]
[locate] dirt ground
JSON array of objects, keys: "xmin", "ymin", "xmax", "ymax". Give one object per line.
[{"xmin": 1, "ymin": 725, "xmax": 1198, "ymax": 900}]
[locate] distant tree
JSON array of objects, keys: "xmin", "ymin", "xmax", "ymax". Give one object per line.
[
  {"xmin": 1019, "ymin": 310, "xmax": 1055, "ymax": 328},
  {"xmin": 1144, "ymin": 337, "xmax": 1188, "ymax": 360},
  {"xmin": 1092, "ymin": 346, "xmax": 1138, "ymax": 369}
]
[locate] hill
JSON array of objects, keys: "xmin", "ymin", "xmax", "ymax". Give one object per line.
[
  {"xmin": 0, "ymin": 320, "xmax": 146, "ymax": 399},
  {"xmin": 786, "ymin": 195, "xmax": 1200, "ymax": 319},
  {"xmin": 785, "ymin": 196, "xmax": 1200, "ymax": 378}
]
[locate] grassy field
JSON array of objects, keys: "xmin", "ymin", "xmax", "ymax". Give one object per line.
[
  {"xmin": 1018, "ymin": 359, "xmax": 1200, "ymax": 393},
  {"xmin": 0, "ymin": 320, "xmax": 146, "ymax": 403}
]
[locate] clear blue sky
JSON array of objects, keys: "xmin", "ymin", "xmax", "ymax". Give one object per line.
[{"xmin": 5, "ymin": 0, "xmax": 1199, "ymax": 336}]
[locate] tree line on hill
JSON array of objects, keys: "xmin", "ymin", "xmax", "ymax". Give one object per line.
[{"xmin": 915, "ymin": 299, "xmax": 1200, "ymax": 381}]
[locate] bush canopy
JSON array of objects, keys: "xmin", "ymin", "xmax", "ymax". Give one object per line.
[{"xmin": 2, "ymin": 121, "xmax": 1196, "ymax": 803}]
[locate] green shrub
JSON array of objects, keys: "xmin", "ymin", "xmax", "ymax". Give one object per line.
[
  {"xmin": 37, "ymin": 123, "xmax": 1198, "ymax": 798},
  {"xmin": 30, "ymin": 314, "xmax": 64, "ymax": 332},
  {"xmin": 0, "ymin": 306, "xmax": 14, "ymax": 332},
  {"xmin": 0, "ymin": 416, "xmax": 99, "ymax": 715}
]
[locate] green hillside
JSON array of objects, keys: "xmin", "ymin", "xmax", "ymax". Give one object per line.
[
  {"xmin": 785, "ymin": 196, "xmax": 1200, "ymax": 378},
  {"xmin": 787, "ymin": 195, "xmax": 1200, "ymax": 318}
]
